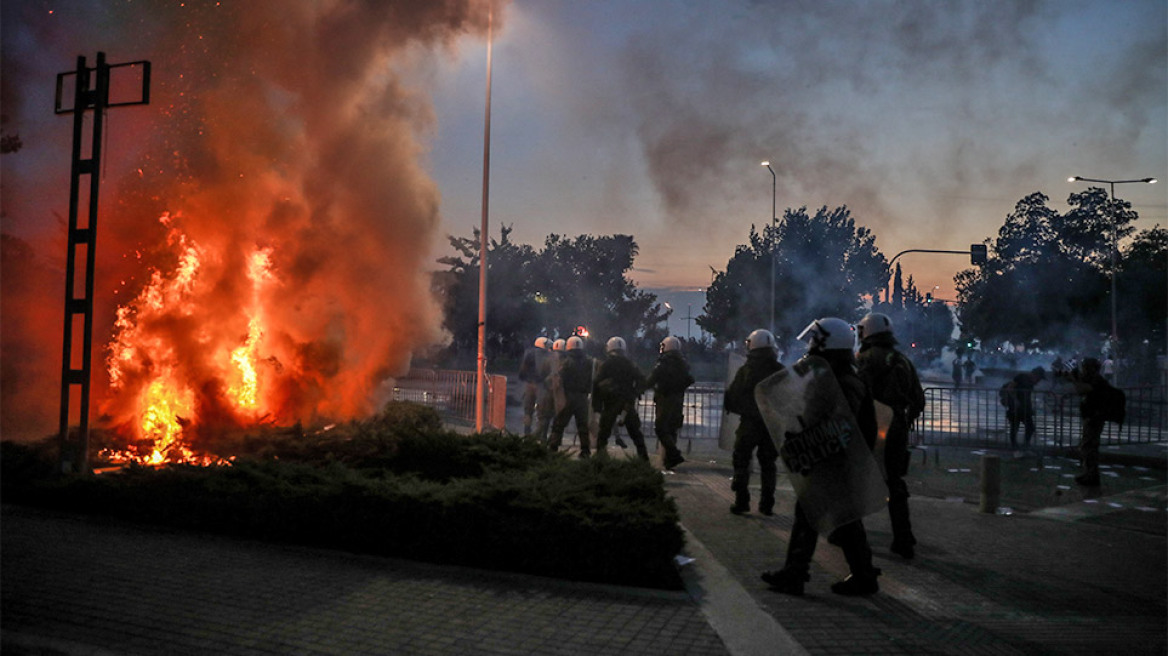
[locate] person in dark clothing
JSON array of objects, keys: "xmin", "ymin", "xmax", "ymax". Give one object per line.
[
  {"xmin": 1003, "ymin": 367, "xmax": 1046, "ymax": 450},
  {"xmin": 856, "ymin": 312, "xmax": 924, "ymax": 560},
  {"xmin": 962, "ymin": 357, "xmax": 976, "ymax": 385},
  {"xmin": 518, "ymin": 337, "xmax": 550, "ymax": 436},
  {"xmin": 723, "ymin": 329, "xmax": 785, "ymax": 516},
  {"xmin": 533, "ymin": 339, "xmax": 564, "ymax": 445},
  {"xmin": 645, "ymin": 335, "xmax": 695, "ymax": 469},
  {"xmin": 592, "ymin": 336, "xmax": 649, "ymax": 460},
  {"xmin": 548, "ymin": 336, "xmax": 594, "ymax": 457},
  {"xmin": 1069, "ymin": 358, "xmax": 1108, "ymax": 486},
  {"xmin": 761, "ymin": 317, "xmax": 881, "ymax": 597}
]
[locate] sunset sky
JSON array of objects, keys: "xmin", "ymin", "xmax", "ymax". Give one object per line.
[
  {"xmin": 425, "ymin": 0, "xmax": 1167, "ymax": 322},
  {"xmin": 3, "ymin": 0, "xmax": 1166, "ymax": 337}
]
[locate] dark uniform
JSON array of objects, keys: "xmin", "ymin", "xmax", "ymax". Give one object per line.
[
  {"xmin": 548, "ymin": 348, "xmax": 593, "ymax": 456},
  {"xmin": 763, "ymin": 349, "xmax": 881, "ymax": 596},
  {"xmin": 518, "ymin": 344, "xmax": 549, "ymax": 436},
  {"xmin": 723, "ymin": 348, "xmax": 784, "ymax": 515},
  {"xmin": 1071, "ymin": 358, "xmax": 1108, "ymax": 486},
  {"xmin": 646, "ymin": 349, "xmax": 695, "ymax": 469},
  {"xmin": 533, "ymin": 349, "xmax": 561, "ymax": 444},
  {"xmin": 856, "ymin": 331, "xmax": 923, "ymax": 558},
  {"xmin": 592, "ymin": 350, "xmax": 649, "ymax": 459},
  {"xmin": 1003, "ymin": 368, "xmax": 1045, "ymax": 449}
]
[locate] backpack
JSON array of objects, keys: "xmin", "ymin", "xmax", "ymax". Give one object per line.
[
  {"xmin": 998, "ymin": 381, "xmax": 1015, "ymax": 407},
  {"xmin": 895, "ymin": 352, "xmax": 926, "ymax": 422},
  {"xmin": 1099, "ymin": 382, "xmax": 1126, "ymax": 425}
]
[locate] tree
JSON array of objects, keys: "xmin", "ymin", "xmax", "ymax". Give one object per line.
[
  {"xmin": 700, "ymin": 205, "xmax": 887, "ymax": 352},
  {"xmin": 436, "ymin": 228, "xmax": 666, "ymax": 364},
  {"xmin": 436, "ymin": 225, "xmax": 542, "ymax": 364},
  {"xmin": 956, "ymin": 191, "xmax": 1111, "ymax": 353},
  {"xmin": 1116, "ymin": 226, "xmax": 1168, "ymax": 382}
]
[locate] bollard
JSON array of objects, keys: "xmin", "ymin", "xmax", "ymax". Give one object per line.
[{"xmin": 979, "ymin": 454, "xmax": 1000, "ymax": 513}]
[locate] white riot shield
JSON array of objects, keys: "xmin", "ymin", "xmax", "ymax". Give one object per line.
[{"xmin": 755, "ymin": 355, "xmax": 887, "ymax": 535}]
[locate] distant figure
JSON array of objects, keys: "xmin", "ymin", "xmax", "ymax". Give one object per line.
[
  {"xmin": 1000, "ymin": 367, "xmax": 1045, "ymax": 450},
  {"xmin": 519, "ymin": 337, "xmax": 550, "ymax": 436},
  {"xmin": 962, "ymin": 358, "xmax": 976, "ymax": 385},
  {"xmin": 1102, "ymin": 357, "xmax": 1115, "ymax": 382},
  {"xmin": 1069, "ymin": 358, "xmax": 1109, "ymax": 487},
  {"xmin": 645, "ymin": 335, "xmax": 695, "ymax": 470},
  {"xmin": 1051, "ymin": 355, "xmax": 1067, "ymax": 376},
  {"xmin": 592, "ymin": 336, "xmax": 649, "ymax": 460},
  {"xmin": 724, "ymin": 329, "xmax": 784, "ymax": 516},
  {"xmin": 548, "ymin": 336, "xmax": 594, "ymax": 457},
  {"xmin": 951, "ymin": 358, "xmax": 964, "ymax": 389},
  {"xmin": 534, "ymin": 339, "xmax": 565, "ymax": 444}
]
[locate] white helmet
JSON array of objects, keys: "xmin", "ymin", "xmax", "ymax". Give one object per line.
[
  {"xmin": 605, "ymin": 336, "xmax": 627, "ymax": 354},
  {"xmin": 660, "ymin": 335, "xmax": 681, "ymax": 353},
  {"xmin": 566, "ymin": 336, "xmax": 584, "ymax": 351},
  {"xmin": 552, "ymin": 338, "xmax": 566, "ymax": 352},
  {"xmin": 534, "ymin": 336, "xmax": 550, "ymax": 349},
  {"xmin": 797, "ymin": 318, "xmax": 855, "ymax": 351},
  {"xmin": 856, "ymin": 313, "xmax": 893, "ymax": 341},
  {"xmin": 745, "ymin": 329, "xmax": 776, "ymax": 352}
]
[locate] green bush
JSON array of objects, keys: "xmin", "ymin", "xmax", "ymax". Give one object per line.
[{"xmin": 1, "ymin": 429, "xmax": 685, "ymax": 590}]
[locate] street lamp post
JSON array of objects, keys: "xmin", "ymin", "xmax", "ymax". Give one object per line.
[
  {"xmin": 761, "ymin": 161, "xmax": 776, "ymax": 334},
  {"xmin": 1067, "ymin": 175, "xmax": 1157, "ymax": 386}
]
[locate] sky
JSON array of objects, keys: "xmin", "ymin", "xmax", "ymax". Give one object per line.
[
  {"xmin": 2, "ymin": 0, "xmax": 1166, "ymax": 339},
  {"xmin": 421, "ymin": 0, "xmax": 1167, "ymax": 336}
]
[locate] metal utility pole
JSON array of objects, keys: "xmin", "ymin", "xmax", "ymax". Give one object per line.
[
  {"xmin": 55, "ymin": 53, "xmax": 150, "ymax": 473},
  {"xmin": 1068, "ymin": 176, "xmax": 1157, "ymax": 386},
  {"xmin": 475, "ymin": 6, "xmax": 494, "ymax": 433}
]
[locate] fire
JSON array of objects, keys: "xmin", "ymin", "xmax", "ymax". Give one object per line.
[
  {"xmin": 102, "ymin": 215, "xmax": 279, "ymax": 465},
  {"xmin": 138, "ymin": 379, "xmax": 195, "ymax": 464}
]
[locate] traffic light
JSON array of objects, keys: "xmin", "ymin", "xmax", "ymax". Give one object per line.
[
  {"xmin": 925, "ymin": 293, "xmax": 932, "ymax": 304},
  {"xmin": 970, "ymin": 244, "xmax": 987, "ymax": 265}
]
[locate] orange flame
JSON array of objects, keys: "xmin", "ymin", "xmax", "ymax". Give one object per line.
[{"xmin": 103, "ymin": 215, "xmax": 281, "ymax": 464}]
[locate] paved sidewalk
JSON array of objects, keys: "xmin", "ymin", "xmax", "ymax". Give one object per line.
[{"xmin": 3, "ymin": 442, "xmax": 1165, "ymax": 655}]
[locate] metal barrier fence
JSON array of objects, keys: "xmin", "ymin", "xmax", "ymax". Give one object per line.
[
  {"xmin": 913, "ymin": 386, "xmax": 1168, "ymax": 450},
  {"xmin": 392, "ymin": 370, "xmax": 507, "ymax": 430},
  {"xmin": 630, "ymin": 382, "xmax": 1167, "ymax": 453},
  {"xmin": 400, "ymin": 371, "xmax": 1166, "ymax": 453}
]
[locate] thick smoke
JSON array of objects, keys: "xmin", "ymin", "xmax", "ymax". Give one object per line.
[
  {"xmin": 1, "ymin": 0, "xmax": 499, "ymax": 440},
  {"xmin": 618, "ymin": 0, "xmax": 1165, "ymax": 241}
]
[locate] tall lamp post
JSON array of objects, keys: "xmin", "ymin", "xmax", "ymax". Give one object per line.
[
  {"xmin": 1067, "ymin": 175, "xmax": 1157, "ymax": 386},
  {"xmin": 761, "ymin": 161, "xmax": 776, "ymax": 334},
  {"xmin": 475, "ymin": 4, "xmax": 494, "ymax": 432}
]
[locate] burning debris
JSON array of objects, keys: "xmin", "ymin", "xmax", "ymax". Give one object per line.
[{"xmin": 2, "ymin": 1, "xmax": 505, "ymax": 462}]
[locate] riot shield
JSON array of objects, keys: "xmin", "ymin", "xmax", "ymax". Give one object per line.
[{"xmin": 755, "ymin": 355, "xmax": 887, "ymax": 534}]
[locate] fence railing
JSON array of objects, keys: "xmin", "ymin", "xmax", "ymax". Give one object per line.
[
  {"xmin": 912, "ymin": 386, "xmax": 1168, "ymax": 450},
  {"xmin": 399, "ymin": 371, "xmax": 1166, "ymax": 453},
  {"xmin": 628, "ymin": 382, "xmax": 1166, "ymax": 453},
  {"xmin": 392, "ymin": 370, "xmax": 507, "ymax": 430}
]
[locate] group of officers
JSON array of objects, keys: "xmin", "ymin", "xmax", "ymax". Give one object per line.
[
  {"xmin": 519, "ymin": 311, "xmax": 925, "ymax": 597},
  {"xmin": 727, "ymin": 312, "xmax": 924, "ymax": 597},
  {"xmin": 518, "ymin": 333, "xmax": 694, "ymax": 469}
]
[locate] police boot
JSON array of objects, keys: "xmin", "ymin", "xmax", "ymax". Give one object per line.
[
  {"xmin": 760, "ymin": 569, "xmax": 808, "ymax": 596},
  {"xmin": 729, "ymin": 477, "xmax": 750, "ymax": 515}
]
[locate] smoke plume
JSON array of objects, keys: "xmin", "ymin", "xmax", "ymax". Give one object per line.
[{"xmin": 1, "ymin": 0, "xmax": 499, "ymax": 442}]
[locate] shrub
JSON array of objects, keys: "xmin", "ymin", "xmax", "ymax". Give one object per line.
[{"xmin": 2, "ymin": 430, "xmax": 685, "ymax": 589}]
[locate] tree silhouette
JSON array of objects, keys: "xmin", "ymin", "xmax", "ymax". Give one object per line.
[{"xmin": 700, "ymin": 205, "xmax": 887, "ymax": 353}]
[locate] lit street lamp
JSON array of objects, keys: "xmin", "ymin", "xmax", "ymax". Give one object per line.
[
  {"xmin": 1067, "ymin": 175, "xmax": 1157, "ymax": 386},
  {"xmin": 761, "ymin": 161, "xmax": 776, "ymax": 334}
]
